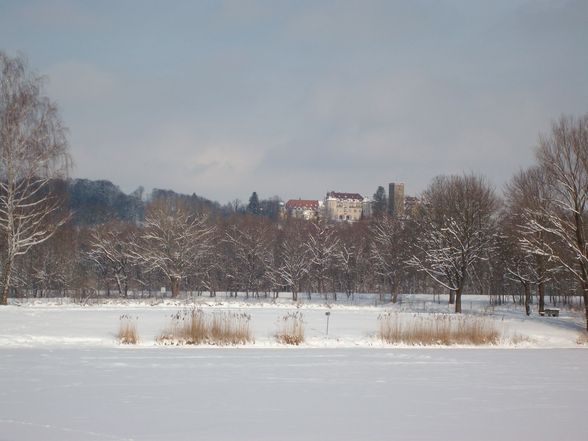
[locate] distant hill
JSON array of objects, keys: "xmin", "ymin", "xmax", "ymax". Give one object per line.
[
  {"xmin": 67, "ymin": 179, "xmax": 145, "ymax": 225},
  {"xmin": 150, "ymin": 188, "xmax": 222, "ymax": 216},
  {"xmin": 62, "ymin": 178, "xmax": 275, "ymax": 225}
]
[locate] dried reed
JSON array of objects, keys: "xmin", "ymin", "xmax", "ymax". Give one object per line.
[
  {"xmin": 157, "ymin": 308, "xmax": 253, "ymax": 345},
  {"xmin": 117, "ymin": 314, "xmax": 139, "ymax": 344},
  {"xmin": 275, "ymin": 311, "xmax": 305, "ymax": 345},
  {"xmin": 378, "ymin": 312, "xmax": 499, "ymax": 346}
]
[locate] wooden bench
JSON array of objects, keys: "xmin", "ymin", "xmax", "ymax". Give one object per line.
[{"xmin": 540, "ymin": 308, "xmax": 560, "ymax": 317}]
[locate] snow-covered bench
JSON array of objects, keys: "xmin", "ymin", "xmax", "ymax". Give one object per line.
[{"xmin": 540, "ymin": 308, "xmax": 560, "ymax": 317}]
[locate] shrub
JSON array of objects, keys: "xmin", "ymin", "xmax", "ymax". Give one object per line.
[
  {"xmin": 377, "ymin": 312, "xmax": 499, "ymax": 346},
  {"xmin": 275, "ymin": 311, "xmax": 305, "ymax": 345},
  {"xmin": 157, "ymin": 308, "xmax": 253, "ymax": 346},
  {"xmin": 510, "ymin": 333, "xmax": 532, "ymax": 345},
  {"xmin": 117, "ymin": 314, "xmax": 139, "ymax": 344},
  {"xmin": 210, "ymin": 311, "xmax": 253, "ymax": 345}
]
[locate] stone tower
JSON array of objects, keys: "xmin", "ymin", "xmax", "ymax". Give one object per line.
[{"xmin": 388, "ymin": 182, "xmax": 405, "ymax": 217}]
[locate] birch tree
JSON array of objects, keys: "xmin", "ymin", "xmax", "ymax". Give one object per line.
[
  {"xmin": 407, "ymin": 174, "xmax": 498, "ymax": 313},
  {"xmin": 0, "ymin": 53, "xmax": 71, "ymax": 304}
]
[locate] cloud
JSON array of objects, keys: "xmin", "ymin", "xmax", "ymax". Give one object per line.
[
  {"xmin": 3, "ymin": 1, "xmax": 584, "ymax": 204},
  {"xmin": 10, "ymin": 0, "xmax": 100, "ymax": 29},
  {"xmin": 45, "ymin": 61, "xmax": 118, "ymax": 105}
]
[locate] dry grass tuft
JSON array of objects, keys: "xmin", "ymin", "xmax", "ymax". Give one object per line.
[
  {"xmin": 576, "ymin": 332, "xmax": 588, "ymax": 345},
  {"xmin": 510, "ymin": 333, "xmax": 532, "ymax": 345},
  {"xmin": 209, "ymin": 311, "xmax": 253, "ymax": 345},
  {"xmin": 117, "ymin": 314, "xmax": 139, "ymax": 344},
  {"xmin": 377, "ymin": 312, "xmax": 499, "ymax": 346},
  {"xmin": 157, "ymin": 308, "xmax": 253, "ymax": 346},
  {"xmin": 275, "ymin": 311, "xmax": 305, "ymax": 345}
]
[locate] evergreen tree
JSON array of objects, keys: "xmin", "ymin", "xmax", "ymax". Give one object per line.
[
  {"xmin": 373, "ymin": 186, "xmax": 387, "ymax": 216},
  {"xmin": 247, "ymin": 192, "xmax": 261, "ymax": 215}
]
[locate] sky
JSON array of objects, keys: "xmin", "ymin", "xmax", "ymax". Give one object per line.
[{"xmin": 1, "ymin": 0, "xmax": 587, "ymax": 204}]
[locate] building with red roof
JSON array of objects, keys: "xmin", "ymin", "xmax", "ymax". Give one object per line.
[{"xmin": 283, "ymin": 199, "xmax": 321, "ymax": 220}]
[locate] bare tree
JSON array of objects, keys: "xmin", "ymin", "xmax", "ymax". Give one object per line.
[
  {"xmin": 407, "ymin": 174, "xmax": 498, "ymax": 313},
  {"xmin": 505, "ymin": 166, "xmax": 556, "ymax": 313},
  {"xmin": 224, "ymin": 215, "xmax": 273, "ymax": 297},
  {"xmin": 335, "ymin": 223, "xmax": 369, "ymax": 300},
  {"xmin": 519, "ymin": 115, "xmax": 588, "ymax": 329},
  {"xmin": 370, "ymin": 215, "xmax": 409, "ymax": 303},
  {"xmin": 277, "ymin": 220, "xmax": 310, "ymax": 301},
  {"xmin": 498, "ymin": 221, "xmax": 538, "ymax": 315},
  {"xmin": 87, "ymin": 222, "xmax": 135, "ymax": 297},
  {"xmin": 130, "ymin": 198, "xmax": 215, "ymax": 298},
  {"xmin": 305, "ymin": 220, "xmax": 338, "ymax": 299},
  {"xmin": 0, "ymin": 53, "xmax": 71, "ymax": 304}
]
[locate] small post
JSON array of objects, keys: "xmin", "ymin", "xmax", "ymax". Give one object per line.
[{"xmin": 325, "ymin": 311, "xmax": 331, "ymax": 336}]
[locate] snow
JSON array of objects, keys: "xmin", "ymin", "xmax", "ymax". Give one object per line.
[
  {"xmin": 1, "ymin": 294, "xmax": 585, "ymax": 348},
  {"xmin": 2, "ymin": 348, "xmax": 588, "ymax": 441},
  {"xmin": 1, "ymin": 295, "xmax": 587, "ymax": 440}
]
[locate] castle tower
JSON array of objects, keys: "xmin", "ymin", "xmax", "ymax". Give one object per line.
[{"xmin": 388, "ymin": 182, "xmax": 405, "ymax": 217}]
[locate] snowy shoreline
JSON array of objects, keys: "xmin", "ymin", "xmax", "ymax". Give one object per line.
[{"xmin": 2, "ymin": 295, "xmax": 586, "ymax": 349}]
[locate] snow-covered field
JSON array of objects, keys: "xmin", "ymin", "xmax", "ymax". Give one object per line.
[
  {"xmin": 1, "ymin": 295, "xmax": 587, "ymax": 440},
  {"xmin": 1, "ymin": 294, "xmax": 585, "ymax": 348}
]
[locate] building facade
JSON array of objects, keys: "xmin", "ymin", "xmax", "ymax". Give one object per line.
[
  {"xmin": 283, "ymin": 199, "xmax": 321, "ymax": 220},
  {"xmin": 325, "ymin": 191, "xmax": 369, "ymax": 222}
]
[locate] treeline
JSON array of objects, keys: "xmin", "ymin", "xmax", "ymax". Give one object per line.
[
  {"xmin": 10, "ymin": 114, "xmax": 588, "ymax": 321},
  {"xmin": 61, "ymin": 179, "xmax": 282, "ymax": 225},
  {"xmin": 5, "ymin": 115, "xmax": 588, "ymax": 328},
  {"xmin": 9, "ymin": 188, "xmax": 578, "ymax": 309}
]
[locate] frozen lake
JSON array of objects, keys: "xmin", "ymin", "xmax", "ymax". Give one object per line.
[{"xmin": 1, "ymin": 347, "xmax": 587, "ymax": 441}]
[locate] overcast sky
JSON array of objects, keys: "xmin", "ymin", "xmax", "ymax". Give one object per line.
[{"xmin": 1, "ymin": 0, "xmax": 587, "ymax": 203}]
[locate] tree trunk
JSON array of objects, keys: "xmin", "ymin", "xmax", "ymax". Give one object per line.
[
  {"xmin": 524, "ymin": 283, "xmax": 531, "ymax": 316},
  {"xmin": 535, "ymin": 255, "xmax": 545, "ymax": 313},
  {"xmin": 391, "ymin": 284, "xmax": 399, "ymax": 304},
  {"xmin": 449, "ymin": 289, "xmax": 455, "ymax": 305},
  {"xmin": 454, "ymin": 286, "xmax": 463, "ymax": 313},
  {"xmin": 1, "ymin": 258, "xmax": 14, "ymax": 305},
  {"xmin": 170, "ymin": 277, "xmax": 181, "ymax": 298},
  {"xmin": 538, "ymin": 280, "xmax": 545, "ymax": 313},
  {"xmin": 583, "ymin": 282, "xmax": 588, "ymax": 332},
  {"xmin": 292, "ymin": 289, "xmax": 298, "ymax": 302}
]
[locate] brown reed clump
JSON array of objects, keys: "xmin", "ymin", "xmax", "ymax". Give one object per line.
[
  {"xmin": 275, "ymin": 311, "xmax": 305, "ymax": 345},
  {"xmin": 117, "ymin": 314, "xmax": 139, "ymax": 344},
  {"xmin": 377, "ymin": 312, "xmax": 499, "ymax": 346},
  {"xmin": 157, "ymin": 308, "xmax": 253, "ymax": 346}
]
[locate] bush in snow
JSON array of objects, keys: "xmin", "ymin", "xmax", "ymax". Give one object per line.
[
  {"xmin": 117, "ymin": 314, "xmax": 139, "ymax": 344},
  {"xmin": 377, "ymin": 312, "xmax": 499, "ymax": 346},
  {"xmin": 275, "ymin": 311, "xmax": 305, "ymax": 345},
  {"xmin": 157, "ymin": 308, "xmax": 253, "ymax": 346}
]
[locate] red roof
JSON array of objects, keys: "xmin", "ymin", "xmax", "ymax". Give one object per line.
[
  {"xmin": 285, "ymin": 199, "xmax": 319, "ymax": 210},
  {"xmin": 327, "ymin": 191, "xmax": 363, "ymax": 201}
]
